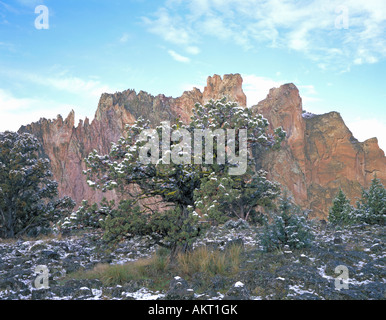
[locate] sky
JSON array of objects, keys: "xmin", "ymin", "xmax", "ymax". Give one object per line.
[{"xmin": 0, "ymin": 0, "xmax": 385, "ymax": 151}]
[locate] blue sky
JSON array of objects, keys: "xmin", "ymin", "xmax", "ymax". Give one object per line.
[{"xmin": 0, "ymin": 0, "xmax": 385, "ymax": 151}]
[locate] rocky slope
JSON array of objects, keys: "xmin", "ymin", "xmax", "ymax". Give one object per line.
[
  {"xmin": 18, "ymin": 74, "xmax": 386, "ymax": 219},
  {"xmin": 0, "ymin": 222, "xmax": 384, "ymax": 300}
]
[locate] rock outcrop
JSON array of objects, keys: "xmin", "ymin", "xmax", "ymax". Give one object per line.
[
  {"xmin": 18, "ymin": 74, "xmax": 386, "ymax": 219},
  {"xmin": 252, "ymin": 84, "xmax": 386, "ymax": 218}
]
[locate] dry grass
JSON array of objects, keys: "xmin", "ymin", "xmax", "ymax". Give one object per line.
[
  {"xmin": 66, "ymin": 249, "xmax": 170, "ymax": 286},
  {"xmin": 177, "ymin": 245, "xmax": 243, "ymax": 276},
  {"xmin": 63, "ymin": 245, "xmax": 243, "ymax": 289},
  {"xmin": 0, "ymin": 233, "xmax": 61, "ymax": 244}
]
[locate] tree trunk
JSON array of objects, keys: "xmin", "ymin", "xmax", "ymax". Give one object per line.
[
  {"xmin": 169, "ymin": 204, "xmax": 193, "ymax": 261},
  {"xmin": 6, "ymin": 207, "xmax": 15, "ymax": 239},
  {"xmin": 169, "ymin": 242, "xmax": 191, "ymax": 261},
  {"xmin": 239, "ymin": 199, "xmax": 245, "ymax": 220}
]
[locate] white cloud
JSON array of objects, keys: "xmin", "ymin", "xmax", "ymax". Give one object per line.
[
  {"xmin": 0, "ymin": 88, "xmax": 37, "ymax": 112},
  {"xmin": 298, "ymin": 85, "xmax": 318, "ymax": 96},
  {"xmin": 241, "ymin": 74, "xmax": 282, "ymax": 107},
  {"xmin": 142, "ymin": 7, "xmax": 194, "ymax": 46},
  {"xmin": 0, "ymin": 69, "xmax": 115, "ymax": 131},
  {"xmin": 1, "ymin": 68, "xmax": 113, "ymax": 98},
  {"xmin": 185, "ymin": 46, "xmax": 200, "ymax": 55},
  {"xmin": 143, "ymin": 0, "xmax": 386, "ymax": 69},
  {"xmin": 242, "ymin": 74, "xmax": 321, "ymax": 108},
  {"xmin": 346, "ymin": 118, "xmax": 386, "ymax": 152},
  {"xmin": 168, "ymin": 50, "xmax": 191, "ymax": 63},
  {"xmin": 0, "ymin": 89, "xmax": 77, "ymax": 132}
]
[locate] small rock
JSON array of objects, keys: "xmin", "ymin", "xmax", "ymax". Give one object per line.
[
  {"xmin": 31, "ymin": 288, "xmax": 52, "ymax": 300},
  {"xmin": 103, "ymin": 286, "xmax": 125, "ymax": 298},
  {"xmin": 41, "ymin": 250, "xmax": 61, "ymax": 260},
  {"xmin": 225, "ymin": 238, "xmax": 244, "ymax": 251},
  {"xmin": 370, "ymin": 243, "xmax": 382, "ymax": 253},
  {"xmin": 224, "ymin": 281, "xmax": 250, "ymax": 300},
  {"xmin": 166, "ymin": 277, "xmax": 194, "ymax": 300},
  {"xmin": 73, "ymin": 287, "xmax": 93, "ymax": 299}
]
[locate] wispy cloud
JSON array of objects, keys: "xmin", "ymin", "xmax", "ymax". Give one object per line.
[
  {"xmin": 1, "ymin": 68, "xmax": 113, "ymax": 98},
  {"xmin": 168, "ymin": 49, "xmax": 191, "ymax": 63},
  {"xmin": 0, "ymin": 1, "xmax": 19, "ymax": 14},
  {"xmin": 0, "ymin": 41, "xmax": 14, "ymax": 51},
  {"xmin": 0, "ymin": 89, "xmax": 77, "ymax": 131},
  {"xmin": 185, "ymin": 46, "xmax": 200, "ymax": 55},
  {"xmin": 142, "ymin": 7, "xmax": 194, "ymax": 46},
  {"xmin": 14, "ymin": 0, "xmax": 43, "ymax": 8},
  {"xmin": 0, "ymin": 68, "xmax": 115, "ymax": 130},
  {"xmin": 119, "ymin": 33, "xmax": 130, "ymax": 43},
  {"xmin": 241, "ymin": 74, "xmax": 283, "ymax": 107},
  {"xmin": 143, "ymin": 0, "xmax": 386, "ymax": 70},
  {"xmin": 346, "ymin": 117, "xmax": 386, "ymax": 152}
]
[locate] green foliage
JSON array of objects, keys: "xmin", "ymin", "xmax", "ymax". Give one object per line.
[
  {"xmin": 190, "ymin": 99, "xmax": 284, "ymax": 223},
  {"xmin": 0, "ymin": 131, "xmax": 75, "ymax": 238},
  {"xmin": 58, "ymin": 198, "xmax": 114, "ymax": 231},
  {"xmin": 101, "ymin": 200, "xmax": 200, "ymax": 252},
  {"xmin": 328, "ymin": 189, "xmax": 354, "ymax": 225},
  {"xmin": 83, "ymin": 99, "xmax": 285, "ymax": 254},
  {"xmin": 352, "ymin": 176, "xmax": 386, "ymax": 225},
  {"xmin": 261, "ymin": 197, "xmax": 314, "ymax": 252},
  {"xmin": 195, "ymin": 170, "xmax": 280, "ymax": 224},
  {"xmin": 328, "ymin": 177, "xmax": 386, "ymax": 226}
]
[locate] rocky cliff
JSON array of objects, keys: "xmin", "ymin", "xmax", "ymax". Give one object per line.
[
  {"xmin": 252, "ymin": 84, "xmax": 386, "ymax": 218},
  {"xmin": 18, "ymin": 74, "xmax": 386, "ymax": 219}
]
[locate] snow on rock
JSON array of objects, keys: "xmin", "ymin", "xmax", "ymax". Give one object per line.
[{"xmin": 0, "ymin": 222, "xmax": 384, "ymax": 300}]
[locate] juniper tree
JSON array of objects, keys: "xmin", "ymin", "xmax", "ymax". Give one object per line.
[
  {"xmin": 84, "ymin": 99, "xmax": 285, "ymax": 255},
  {"xmin": 190, "ymin": 99, "xmax": 284, "ymax": 223},
  {"xmin": 328, "ymin": 188, "xmax": 354, "ymax": 225},
  {"xmin": 261, "ymin": 196, "xmax": 314, "ymax": 252},
  {"xmin": 353, "ymin": 176, "xmax": 386, "ymax": 225},
  {"xmin": 0, "ymin": 131, "xmax": 75, "ymax": 238}
]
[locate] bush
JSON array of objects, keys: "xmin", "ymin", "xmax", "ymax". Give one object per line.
[
  {"xmin": 58, "ymin": 198, "xmax": 114, "ymax": 232},
  {"xmin": 260, "ymin": 197, "xmax": 314, "ymax": 252},
  {"xmin": 328, "ymin": 189, "xmax": 354, "ymax": 225},
  {"xmin": 0, "ymin": 131, "xmax": 75, "ymax": 238},
  {"xmin": 101, "ymin": 200, "xmax": 200, "ymax": 258},
  {"xmin": 353, "ymin": 176, "xmax": 386, "ymax": 225},
  {"xmin": 328, "ymin": 177, "xmax": 386, "ymax": 226}
]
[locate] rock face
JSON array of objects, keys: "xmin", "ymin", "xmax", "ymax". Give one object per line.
[
  {"xmin": 252, "ymin": 84, "xmax": 386, "ymax": 218},
  {"xmin": 18, "ymin": 74, "xmax": 386, "ymax": 219},
  {"xmin": 18, "ymin": 74, "xmax": 244, "ymax": 207}
]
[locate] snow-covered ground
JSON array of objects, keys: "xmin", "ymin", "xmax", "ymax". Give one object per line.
[{"xmin": 0, "ymin": 222, "xmax": 384, "ymax": 300}]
